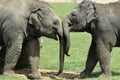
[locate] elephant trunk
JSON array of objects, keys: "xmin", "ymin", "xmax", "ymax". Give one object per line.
[
  {"xmin": 57, "ymin": 34, "xmax": 64, "ymax": 75},
  {"xmin": 62, "ymin": 17, "xmax": 70, "ymax": 56},
  {"xmin": 56, "ymin": 21, "xmax": 64, "ymax": 75},
  {"xmin": 57, "ymin": 16, "xmax": 70, "ymax": 75}
]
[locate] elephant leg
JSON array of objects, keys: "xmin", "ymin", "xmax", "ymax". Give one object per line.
[
  {"xmin": 3, "ymin": 35, "xmax": 24, "ymax": 75},
  {"xmin": 15, "ymin": 38, "xmax": 42, "ymax": 70},
  {"xmin": 18, "ymin": 38, "xmax": 41, "ymax": 79},
  {"xmin": 80, "ymin": 40, "xmax": 98, "ymax": 78},
  {"xmin": 15, "ymin": 42, "xmax": 30, "ymax": 70},
  {"xmin": 0, "ymin": 45, "xmax": 6, "ymax": 74},
  {"xmin": 96, "ymin": 42, "xmax": 112, "ymax": 77}
]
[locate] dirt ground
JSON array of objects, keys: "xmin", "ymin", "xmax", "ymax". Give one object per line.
[
  {"xmin": 15, "ymin": 69, "xmax": 80, "ymax": 80},
  {"xmin": 40, "ymin": 69, "xmax": 80, "ymax": 80}
]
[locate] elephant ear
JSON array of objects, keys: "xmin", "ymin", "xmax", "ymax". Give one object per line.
[
  {"xmin": 86, "ymin": 4, "xmax": 96, "ymax": 23},
  {"xmin": 28, "ymin": 9, "xmax": 42, "ymax": 30}
]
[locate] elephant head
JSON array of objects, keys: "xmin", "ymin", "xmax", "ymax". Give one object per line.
[
  {"xmin": 28, "ymin": 3, "xmax": 63, "ymax": 40},
  {"xmin": 58, "ymin": 0, "xmax": 97, "ymax": 74}
]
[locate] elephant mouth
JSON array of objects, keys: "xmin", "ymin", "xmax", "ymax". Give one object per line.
[
  {"xmin": 49, "ymin": 33, "xmax": 58, "ymax": 40},
  {"xmin": 42, "ymin": 31, "xmax": 58, "ymax": 40},
  {"xmin": 52, "ymin": 34, "xmax": 58, "ymax": 40},
  {"xmin": 66, "ymin": 16, "xmax": 82, "ymax": 32},
  {"xmin": 69, "ymin": 16, "xmax": 78, "ymax": 26}
]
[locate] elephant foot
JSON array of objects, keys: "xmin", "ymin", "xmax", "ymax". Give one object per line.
[
  {"xmin": 80, "ymin": 71, "xmax": 90, "ymax": 78},
  {"xmin": 99, "ymin": 73, "xmax": 111, "ymax": 78},
  {"xmin": 27, "ymin": 71, "xmax": 42, "ymax": 79}
]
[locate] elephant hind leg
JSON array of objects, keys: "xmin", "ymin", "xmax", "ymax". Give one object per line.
[{"xmin": 3, "ymin": 35, "xmax": 24, "ymax": 75}]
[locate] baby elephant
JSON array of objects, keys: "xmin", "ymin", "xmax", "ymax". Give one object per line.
[
  {"xmin": 60, "ymin": 0, "xmax": 120, "ymax": 78},
  {"xmin": 0, "ymin": 0, "xmax": 64, "ymax": 79}
]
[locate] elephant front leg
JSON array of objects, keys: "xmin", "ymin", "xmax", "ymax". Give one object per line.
[
  {"xmin": 80, "ymin": 40, "xmax": 98, "ymax": 78},
  {"xmin": 24, "ymin": 38, "xmax": 41, "ymax": 79},
  {"xmin": 3, "ymin": 35, "xmax": 24, "ymax": 75}
]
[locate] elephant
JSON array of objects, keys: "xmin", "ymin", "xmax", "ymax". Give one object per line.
[
  {"xmin": 0, "ymin": 0, "xmax": 64, "ymax": 79},
  {"xmin": 59, "ymin": 0, "xmax": 120, "ymax": 78}
]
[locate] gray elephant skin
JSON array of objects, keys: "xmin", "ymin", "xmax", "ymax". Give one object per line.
[
  {"xmin": 0, "ymin": 0, "xmax": 64, "ymax": 79},
  {"xmin": 60, "ymin": 0, "xmax": 120, "ymax": 78}
]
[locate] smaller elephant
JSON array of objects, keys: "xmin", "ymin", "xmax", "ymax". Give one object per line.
[
  {"xmin": 0, "ymin": 0, "xmax": 64, "ymax": 79},
  {"xmin": 60, "ymin": 0, "xmax": 120, "ymax": 78}
]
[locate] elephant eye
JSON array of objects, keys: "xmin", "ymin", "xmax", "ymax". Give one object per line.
[
  {"xmin": 53, "ymin": 20, "xmax": 59, "ymax": 25},
  {"xmin": 79, "ymin": 4, "xmax": 84, "ymax": 9},
  {"xmin": 79, "ymin": 4, "xmax": 85, "ymax": 11}
]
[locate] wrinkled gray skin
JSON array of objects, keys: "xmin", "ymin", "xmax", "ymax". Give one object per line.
[
  {"xmin": 61, "ymin": 0, "xmax": 120, "ymax": 78},
  {"xmin": 0, "ymin": 0, "xmax": 63, "ymax": 79}
]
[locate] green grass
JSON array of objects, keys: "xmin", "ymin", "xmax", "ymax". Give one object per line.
[
  {"xmin": 0, "ymin": 75, "xmax": 26, "ymax": 80},
  {"xmin": 1, "ymin": 3, "xmax": 120, "ymax": 80}
]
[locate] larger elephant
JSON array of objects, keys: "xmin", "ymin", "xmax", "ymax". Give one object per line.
[
  {"xmin": 60, "ymin": 0, "xmax": 120, "ymax": 78},
  {"xmin": 0, "ymin": 0, "xmax": 64, "ymax": 79}
]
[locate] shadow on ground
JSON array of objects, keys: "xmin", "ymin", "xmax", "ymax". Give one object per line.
[{"xmin": 41, "ymin": 69, "xmax": 79, "ymax": 80}]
